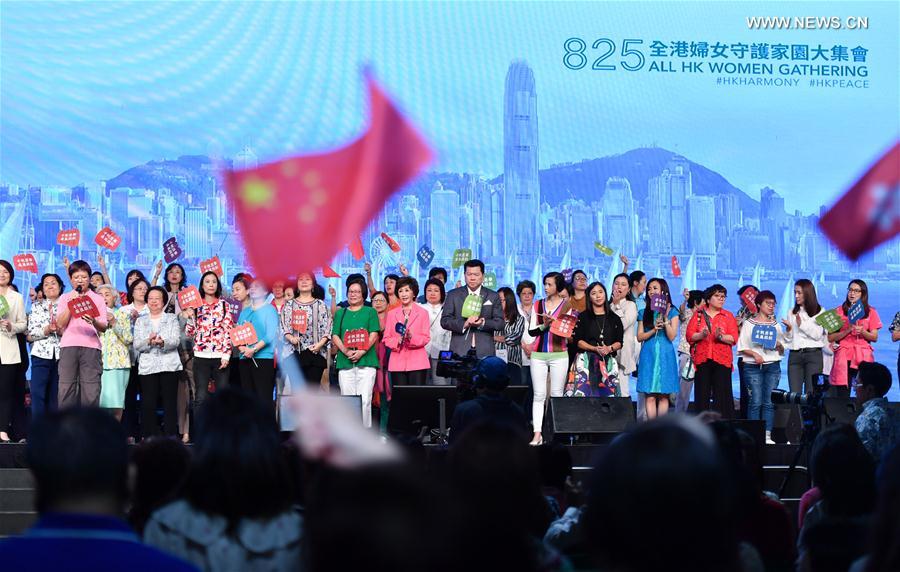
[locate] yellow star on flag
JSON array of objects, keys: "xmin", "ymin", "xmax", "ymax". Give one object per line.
[{"xmin": 241, "ymin": 178, "xmax": 275, "ymax": 209}]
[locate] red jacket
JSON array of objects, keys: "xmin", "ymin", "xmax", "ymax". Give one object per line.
[
  {"xmin": 686, "ymin": 308, "xmax": 738, "ymax": 369},
  {"xmin": 383, "ymin": 304, "xmax": 431, "ymax": 372}
]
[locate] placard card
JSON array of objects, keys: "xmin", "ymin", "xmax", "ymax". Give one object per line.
[
  {"xmin": 290, "ymin": 308, "xmax": 308, "ymax": 333},
  {"xmin": 416, "ymin": 245, "xmax": 434, "ymax": 267},
  {"xmin": 199, "ymin": 256, "xmax": 223, "ymax": 277},
  {"xmin": 847, "ymin": 300, "xmax": 865, "ymax": 324},
  {"xmin": 177, "ymin": 285, "xmax": 203, "ymax": 310},
  {"xmin": 12, "ymin": 254, "xmax": 38, "ymax": 273},
  {"xmin": 815, "ymin": 309, "xmax": 844, "ymax": 333},
  {"xmin": 451, "ymin": 248, "xmax": 472, "ymax": 269},
  {"xmin": 0, "ymin": 296, "xmax": 9, "ymax": 318},
  {"xmin": 57, "ymin": 228, "xmax": 80, "ymax": 247},
  {"xmin": 67, "ymin": 295, "xmax": 101, "ymax": 319},
  {"xmin": 550, "ymin": 314, "xmax": 578, "ymax": 339},
  {"xmin": 561, "ymin": 268, "xmax": 573, "ymax": 283},
  {"xmin": 461, "ymin": 294, "xmax": 483, "ymax": 319},
  {"xmin": 483, "ymin": 272, "xmax": 497, "ymax": 290},
  {"xmin": 740, "ymin": 286, "xmax": 759, "ymax": 314},
  {"xmin": 751, "ymin": 324, "xmax": 778, "ymax": 350},
  {"xmin": 163, "ymin": 236, "xmax": 183, "ymax": 263},
  {"xmin": 343, "ymin": 328, "xmax": 370, "ymax": 351},
  {"xmin": 649, "ymin": 293, "xmax": 668, "ymax": 313},
  {"xmin": 230, "ymin": 323, "xmax": 258, "ymax": 347},
  {"xmin": 593, "ymin": 242, "xmax": 614, "ymax": 256},
  {"xmin": 94, "ymin": 227, "xmax": 122, "ymax": 250}
]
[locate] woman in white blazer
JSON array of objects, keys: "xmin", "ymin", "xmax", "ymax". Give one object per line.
[{"xmin": 0, "ymin": 260, "xmax": 28, "ymax": 442}]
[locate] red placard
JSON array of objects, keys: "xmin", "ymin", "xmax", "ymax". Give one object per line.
[
  {"xmin": 199, "ymin": 255, "xmax": 223, "ymax": 277},
  {"xmin": 740, "ymin": 286, "xmax": 759, "ymax": 314},
  {"xmin": 343, "ymin": 328, "xmax": 370, "ymax": 350},
  {"xmin": 230, "ymin": 323, "xmax": 258, "ymax": 347},
  {"xmin": 94, "ymin": 227, "xmax": 122, "ymax": 250},
  {"xmin": 549, "ymin": 314, "xmax": 578, "ymax": 339},
  {"xmin": 67, "ymin": 295, "xmax": 101, "ymax": 319},
  {"xmin": 13, "ymin": 254, "xmax": 38, "ymax": 273},
  {"xmin": 380, "ymin": 232, "xmax": 401, "ymax": 252},
  {"xmin": 57, "ymin": 228, "xmax": 81, "ymax": 247},
  {"xmin": 671, "ymin": 255, "xmax": 681, "ymax": 277},
  {"xmin": 177, "ymin": 285, "xmax": 203, "ymax": 310},
  {"xmin": 291, "ymin": 308, "xmax": 308, "ymax": 333}
]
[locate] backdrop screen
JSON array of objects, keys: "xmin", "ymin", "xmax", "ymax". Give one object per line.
[{"xmin": 2, "ymin": 2, "xmax": 899, "ymax": 392}]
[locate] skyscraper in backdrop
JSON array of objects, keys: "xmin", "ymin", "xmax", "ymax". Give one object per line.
[{"xmin": 503, "ymin": 60, "xmax": 540, "ymax": 258}]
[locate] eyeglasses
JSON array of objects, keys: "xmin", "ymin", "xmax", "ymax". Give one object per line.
[
  {"xmin": 574, "ymin": 276, "xmax": 587, "ymax": 282},
  {"xmin": 847, "ymin": 288, "xmax": 863, "ymax": 293},
  {"xmin": 713, "ymin": 293, "xmax": 727, "ymax": 300}
]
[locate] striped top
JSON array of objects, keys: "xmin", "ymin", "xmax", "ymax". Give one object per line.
[{"xmin": 528, "ymin": 298, "xmax": 574, "ymax": 354}]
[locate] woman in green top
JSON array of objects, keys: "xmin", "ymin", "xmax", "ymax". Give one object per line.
[{"xmin": 331, "ymin": 281, "xmax": 381, "ymax": 428}]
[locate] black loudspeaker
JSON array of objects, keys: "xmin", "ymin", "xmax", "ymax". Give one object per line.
[
  {"xmin": 824, "ymin": 397, "xmax": 859, "ymax": 425},
  {"xmin": 387, "ymin": 386, "xmax": 459, "ymax": 436},
  {"xmin": 722, "ymin": 419, "xmax": 766, "ymax": 459},
  {"xmin": 549, "ymin": 397, "xmax": 635, "ymax": 442},
  {"xmin": 771, "ymin": 404, "xmax": 803, "ymax": 444}
]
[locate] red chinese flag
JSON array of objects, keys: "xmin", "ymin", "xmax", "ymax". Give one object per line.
[
  {"xmin": 740, "ymin": 286, "xmax": 759, "ymax": 314},
  {"xmin": 322, "ymin": 265, "xmax": 340, "ymax": 278},
  {"xmin": 671, "ymin": 255, "xmax": 681, "ymax": 277},
  {"xmin": 13, "ymin": 254, "xmax": 38, "ymax": 273},
  {"xmin": 819, "ymin": 142, "xmax": 900, "ymax": 260},
  {"xmin": 380, "ymin": 232, "xmax": 401, "ymax": 253},
  {"xmin": 223, "ymin": 74, "xmax": 433, "ymax": 284},
  {"xmin": 348, "ymin": 235, "xmax": 366, "ymax": 260}
]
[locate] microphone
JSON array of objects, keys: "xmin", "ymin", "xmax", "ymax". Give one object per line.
[{"xmin": 76, "ymin": 285, "xmax": 83, "ymax": 294}]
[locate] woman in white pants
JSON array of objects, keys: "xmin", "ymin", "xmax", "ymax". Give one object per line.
[
  {"xmin": 528, "ymin": 272, "xmax": 575, "ymax": 446},
  {"xmin": 331, "ymin": 281, "xmax": 381, "ymax": 428},
  {"xmin": 610, "ymin": 273, "xmax": 638, "ymax": 397}
]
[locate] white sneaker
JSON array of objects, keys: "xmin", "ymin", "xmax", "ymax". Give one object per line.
[{"xmin": 765, "ymin": 431, "xmax": 776, "ymax": 445}]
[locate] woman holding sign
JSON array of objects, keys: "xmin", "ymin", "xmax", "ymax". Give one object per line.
[
  {"xmin": 527, "ymin": 272, "xmax": 575, "ymax": 445},
  {"xmin": 828, "ymin": 279, "xmax": 882, "ymax": 397},
  {"xmin": 279, "ymin": 273, "xmax": 331, "ymax": 387},
  {"xmin": 234, "ymin": 279, "xmax": 280, "ymax": 413},
  {"xmin": 0, "ymin": 260, "xmax": 27, "ymax": 442},
  {"xmin": 184, "ymin": 271, "xmax": 234, "ymax": 413},
  {"xmin": 737, "ymin": 290, "xmax": 790, "ymax": 441},
  {"xmin": 331, "ymin": 281, "xmax": 381, "ymax": 428},
  {"xmin": 134, "ymin": 287, "xmax": 183, "ymax": 438},
  {"xmin": 636, "ymin": 278, "xmax": 680, "ymax": 419},
  {"xmin": 384, "ymin": 278, "xmax": 431, "ymax": 386},
  {"xmin": 785, "ymin": 279, "xmax": 827, "ymax": 394}
]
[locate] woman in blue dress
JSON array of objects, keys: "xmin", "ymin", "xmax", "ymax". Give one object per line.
[{"xmin": 636, "ymin": 278, "xmax": 680, "ymax": 419}]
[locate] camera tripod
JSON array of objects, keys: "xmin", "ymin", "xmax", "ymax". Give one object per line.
[{"xmin": 777, "ymin": 402, "xmax": 836, "ymax": 499}]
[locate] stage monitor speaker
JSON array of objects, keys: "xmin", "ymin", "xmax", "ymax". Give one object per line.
[
  {"xmin": 771, "ymin": 404, "xmax": 803, "ymax": 444},
  {"xmin": 549, "ymin": 397, "xmax": 634, "ymax": 442},
  {"xmin": 279, "ymin": 394, "xmax": 362, "ymax": 432},
  {"xmin": 722, "ymin": 419, "xmax": 766, "ymax": 459},
  {"xmin": 387, "ymin": 386, "xmax": 459, "ymax": 437}
]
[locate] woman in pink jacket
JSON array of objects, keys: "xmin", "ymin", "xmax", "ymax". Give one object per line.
[{"xmin": 383, "ymin": 277, "xmax": 431, "ymax": 386}]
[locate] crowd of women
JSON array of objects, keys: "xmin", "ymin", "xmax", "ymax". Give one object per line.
[{"xmin": 0, "ymin": 255, "xmax": 897, "ymax": 444}]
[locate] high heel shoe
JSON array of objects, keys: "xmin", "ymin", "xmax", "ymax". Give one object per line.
[
  {"xmin": 529, "ymin": 435, "xmax": 543, "ymax": 446},
  {"xmin": 0, "ymin": 433, "xmax": 11, "ymax": 444}
]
